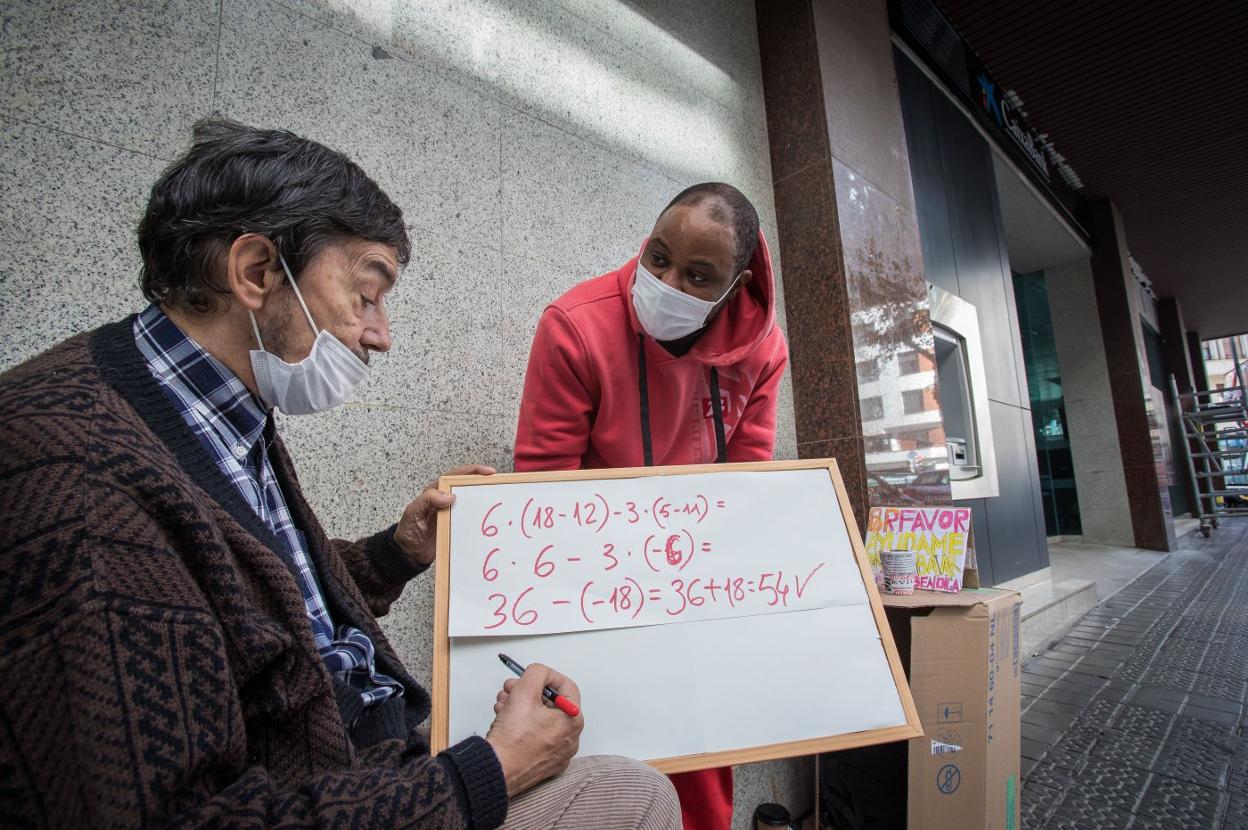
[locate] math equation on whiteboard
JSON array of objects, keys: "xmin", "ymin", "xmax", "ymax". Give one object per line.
[{"xmin": 446, "ymin": 469, "xmax": 868, "ymax": 637}]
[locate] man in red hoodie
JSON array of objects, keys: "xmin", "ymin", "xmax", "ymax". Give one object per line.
[{"xmin": 514, "ymin": 183, "xmax": 790, "ymax": 829}]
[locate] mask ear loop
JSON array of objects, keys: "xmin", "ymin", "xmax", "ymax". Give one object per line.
[
  {"xmin": 249, "ymin": 311, "xmax": 267, "ymax": 351},
  {"xmin": 277, "ymin": 252, "xmax": 320, "ymax": 336},
  {"xmin": 702, "ymin": 270, "xmax": 744, "ymax": 326}
]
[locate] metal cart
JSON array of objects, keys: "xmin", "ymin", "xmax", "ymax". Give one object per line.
[{"xmin": 1171, "ymin": 340, "xmax": 1248, "ymax": 537}]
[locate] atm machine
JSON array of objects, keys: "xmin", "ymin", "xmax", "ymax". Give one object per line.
[{"xmin": 929, "ymin": 285, "xmax": 1000, "ymax": 500}]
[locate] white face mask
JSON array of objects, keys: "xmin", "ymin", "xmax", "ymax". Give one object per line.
[
  {"xmin": 631, "ymin": 261, "xmax": 741, "ymax": 341},
  {"xmin": 248, "ymin": 254, "xmax": 369, "ymax": 415}
]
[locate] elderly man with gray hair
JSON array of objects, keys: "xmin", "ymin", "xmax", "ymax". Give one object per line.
[{"xmin": 0, "ymin": 119, "xmax": 679, "ymax": 830}]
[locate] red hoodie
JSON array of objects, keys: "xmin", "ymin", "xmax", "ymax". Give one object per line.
[
  {"xmin": 515, "ymin": 231, "xmax": 788, "ymax": 471},
  {"xmin": 514, "ymin": 231, "xmax": 788, "ymax": 829}
]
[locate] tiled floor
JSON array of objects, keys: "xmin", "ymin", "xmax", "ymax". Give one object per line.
[
  {"xmin": 1020, "ymin": 518, "xmax": 1248, "ymax": 828},
  {"xmin": 1018, "ymin": 539, "xmax": 1168, "ymax": 658},
  {"xmin": 1045, "ymin": 540, "xmax": 1173, "ymax": 602}
]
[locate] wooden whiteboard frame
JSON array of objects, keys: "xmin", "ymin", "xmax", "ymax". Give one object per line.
[{"xmin": 431, "ymin": 458, "xmax": 922, "ymax": 773}]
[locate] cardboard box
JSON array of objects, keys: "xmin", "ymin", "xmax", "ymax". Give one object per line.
[{"xmin": 882, "ymin": 588, "xmax": 1021, "ymax": 830}]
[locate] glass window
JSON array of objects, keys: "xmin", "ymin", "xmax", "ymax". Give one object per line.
[
  {"xmin": 897, "ymin": 352, "xmax": 922, "ymax": 374},
  {"xmin": 1013, "ymin": 270, "xmax": 1082, "ymax": 535},
  {"xmin": 864, "ymin": 435, "xmax": 893, "ymax": 452},
  {"xmin": 861, "ymin": 396, "xmax": 884, "ymax": 421},
  {"xmin": 902, "ymin": 389, "xmax": 927, "ymax": 414},
  {"xmin": 856, "ymin": 358, "xmax": 881, "ymax": 382}
]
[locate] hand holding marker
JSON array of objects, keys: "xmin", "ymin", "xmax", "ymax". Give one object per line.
[{"xmin": 498, "ymin": 653, "xmax": 581, "ymax": 717}]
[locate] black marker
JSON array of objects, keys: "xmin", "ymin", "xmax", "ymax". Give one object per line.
[{"xmin": 498, "ymin": 653, "xmax": 580, "ymax": 717}]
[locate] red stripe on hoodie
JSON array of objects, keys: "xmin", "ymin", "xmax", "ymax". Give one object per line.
[
  {"xmin": 515, "ymin": 230, "xmax": 788, "ymax": 472},
  {"xmin": 513, "ymin": 230, "xmax": 789, "ymax": 830}
]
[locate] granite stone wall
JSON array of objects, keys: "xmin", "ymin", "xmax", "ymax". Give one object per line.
[
  {"xmin": 757, "ymin": 0, "xmax": 948, "ymax": 526},
  {"xmin": 0, "ymin": 0, "xmax": 804, "ymax": 822},
  {"xmin": 1045, "ymin": 260, "xmax": 1136, "ymax": 546}
]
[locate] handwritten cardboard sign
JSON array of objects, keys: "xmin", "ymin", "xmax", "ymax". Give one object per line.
[{"xmin": 864, "ymin": 506, "xmax": 971, "ymax": 593}]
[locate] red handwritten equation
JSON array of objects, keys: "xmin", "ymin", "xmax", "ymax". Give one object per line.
[
  {"xmin": 483, "ymin": 492, "xmax": 723, "ymax": 538},
  {"xmin": 447, "ymin": 471, "xmax": 859, "ymax": 637}
]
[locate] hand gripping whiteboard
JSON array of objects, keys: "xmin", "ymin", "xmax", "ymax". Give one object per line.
[{"xmin": 431, "ymin": 459, "xmax": 921, "ymax": 773}]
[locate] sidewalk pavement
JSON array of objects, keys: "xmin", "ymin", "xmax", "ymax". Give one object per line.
[{"xmin": 1020, "ymin": 517, "xmax": 1248, "ymax": 828}]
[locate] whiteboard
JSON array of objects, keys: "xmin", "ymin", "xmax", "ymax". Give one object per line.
[{"xmin": 431, "ymin": 459, "xmax": 921, "ymax": 773}]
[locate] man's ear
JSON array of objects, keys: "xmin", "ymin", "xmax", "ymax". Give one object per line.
[
  {"xmin": 729, "ymin": 268, "xmax": 753, "ymax": 301},
  {"xmin": 710, "ymin": 269, "xmax": 752, "ymax": 322},
  {"xmin": 225, "ymin": 234, "xmax": 284, "ymax": 312}
]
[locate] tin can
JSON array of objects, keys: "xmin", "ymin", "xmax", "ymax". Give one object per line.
[{"xmin": 881, "ymin": 549, "xmax": 917, "ymax": 595}]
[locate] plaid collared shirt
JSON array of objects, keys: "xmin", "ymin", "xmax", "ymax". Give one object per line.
[{"xmin": 134, "ymin": 305, "xmax": 401, "ymax": 710}]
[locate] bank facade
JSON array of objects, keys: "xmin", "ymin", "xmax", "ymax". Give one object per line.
[{"xmin": 757, "ymin": 0, "xmax": 1217, "ymax": 593}]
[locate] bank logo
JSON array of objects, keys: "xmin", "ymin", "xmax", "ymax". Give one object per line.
[
  {"xmin": 977, "ymin": 74, "xmax": 1002, "ymax": 126},
  {"xmin": 975, "ymin": 73, "xmax": 1050, "ymax": 180}
]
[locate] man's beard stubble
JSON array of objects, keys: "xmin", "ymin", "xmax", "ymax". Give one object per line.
[
  {"xmin": 256, "ymin": 289, "xmax": 295, "ymax": 361},
  {"xmin": 258, "ymin": 289, "xmax": 371, "ymax": 366}
]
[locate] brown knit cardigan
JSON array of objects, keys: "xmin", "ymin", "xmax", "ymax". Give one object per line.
[{"xmin": 0, "ymin": 318, "xmax": 508, "ymax": 828}]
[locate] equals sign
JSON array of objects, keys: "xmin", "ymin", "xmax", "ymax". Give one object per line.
[
  {"xmin": 716, "ymin": 500, "xmax": 726, "ymax": 508},
  {"xmin": 648, "ymin": 589, "xmax": 663, "ymax": 599},
  {"xmin": 551, "ymin": 600, "xmax": 571, "ymax": 606},
  {"xmin": 701, "ymin": 543, "xmax": 713, "ymax": 552}
]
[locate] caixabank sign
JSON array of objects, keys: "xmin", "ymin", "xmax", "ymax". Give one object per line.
[
  {"xmin": 970, "ymin": 59, "xmax": 1051, "ymax": 182},
  {"xmin": 890, "ymin": 0, "xmax": 1089, "ymax": 238}
]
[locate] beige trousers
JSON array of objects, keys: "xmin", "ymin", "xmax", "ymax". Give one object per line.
[{"xmin": 502, "ymin": 755, "xmax": 682, "ymax": 829}]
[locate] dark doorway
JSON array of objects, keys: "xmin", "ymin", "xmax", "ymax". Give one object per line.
[
  {"xmin": 1013, "ymin": 271, "xmax": 1082, "ymax": 536},
  {"xmin": 1143, "ymin": 321, "xmax": 1191, "ymax": 517}
]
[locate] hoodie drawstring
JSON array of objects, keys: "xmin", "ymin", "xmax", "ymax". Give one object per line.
[
  {"xmin": 637, "ymin": 334, "xmax": 727, "ymax": 466},
  {"xmin": 708, "ymin": 365, "xmax": 727, "ymax": 463}
]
